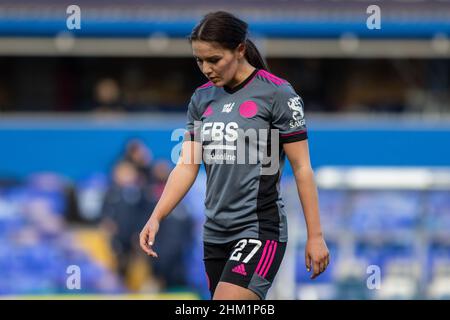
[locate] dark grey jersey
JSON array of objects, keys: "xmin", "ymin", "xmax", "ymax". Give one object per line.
[{"xmin": 186, "ymin": 69, "xmax": 307, "ymax": 244}]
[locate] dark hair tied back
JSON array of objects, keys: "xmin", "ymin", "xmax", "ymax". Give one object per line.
[{"xmin": 189, "ymin": 11, "xmax": 269, "ymax": 71}]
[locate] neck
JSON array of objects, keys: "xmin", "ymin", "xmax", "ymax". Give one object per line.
[{"xmin": 227, "ymin": 62, "xmax": 256, "ymax": 89}]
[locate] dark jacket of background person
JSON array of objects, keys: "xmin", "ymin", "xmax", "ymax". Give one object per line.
[{"xmin": 100, "ymin": 161, "xmax": 156, "ymax": 278}]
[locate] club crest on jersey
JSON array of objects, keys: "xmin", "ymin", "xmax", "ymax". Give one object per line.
[
  {"xmin": 287, "ymin": 96, "xmax": 305, "ymax": 128},
  {"xmin": 222, "ymin": 102, "xmax": 235, "ymax": 113}
]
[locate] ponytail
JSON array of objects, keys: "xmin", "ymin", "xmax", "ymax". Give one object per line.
[{"xmin": 245, "ymin": 39, "xmax": 269, "ymax": 72}]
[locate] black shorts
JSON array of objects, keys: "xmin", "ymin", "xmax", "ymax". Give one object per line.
[{"xmin": 203, "ymin": 238, "xmax": 286, "ymax": 300}]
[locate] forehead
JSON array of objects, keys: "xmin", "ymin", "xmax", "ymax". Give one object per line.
[{"xmin": 191, "ymin": 40, "xmax": 228, "ymax": 58}]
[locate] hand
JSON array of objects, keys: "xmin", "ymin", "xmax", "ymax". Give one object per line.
[
  {"xmin": 305, "ymin": 235, "xmax": 330, "ymax": 280},
  {"xmin": 139, "ymin": 217, "xmax": 160, "ymax": 258}
]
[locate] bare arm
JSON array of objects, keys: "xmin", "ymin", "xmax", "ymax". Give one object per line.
[
  {"xmin": 151, "ymin": 141, "xmax": 201, "ymax": 222},
  {"xmin": 283, "ymin": 139, "xmax": 330, "ymax": 279},
  {"xmin": 139, "ymin": 138, "xmax": 201, "ymax": 257}
]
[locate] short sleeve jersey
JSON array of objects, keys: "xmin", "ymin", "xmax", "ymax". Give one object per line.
[{"xmin": 186, "ymin": 69, "xmax": 307, "ymax": 244}]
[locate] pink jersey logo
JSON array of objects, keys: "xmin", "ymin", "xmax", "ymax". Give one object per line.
[{"xmin": 239, "ymin": 101, "xmax": 258, "ymax": 118}]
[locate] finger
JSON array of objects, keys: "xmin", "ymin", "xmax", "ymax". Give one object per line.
[
  {"xmin": 319, "ymin": 261, "xmax": 325, "ymax": 273},
  {"xmin": 311, "ymin": 261, "xmax": 321, "ymax": 279},
  {"xmin": 305, "ymin": 253, "xmax": 312, "ymax": 272},
  {"xmin": 325, "ymin": 255, "xmax": 330, "ymax": 268},
  {"xmin": 139, "ymin": 231, "xmax": 152, "ymax": 255},
  {"xmin": 146, "ymin": 230, "xmax": 158, "ymax": 258},
  {"xmin": 139, "ymin": 228, "xmax": 158, "ymax": 258},
  {"xmin": 147, "ymin": 245, "xmax": 158, "ymax": 258},
  {"xmin": 147, "ymin": 230, "xmax": 155, "ymax": 247}
]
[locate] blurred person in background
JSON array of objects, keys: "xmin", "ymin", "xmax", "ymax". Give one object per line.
[
  {"xmin": 139, "ymin": 11, "xmax": 329, "ymax": 300},
  {"xmin": 149, "ymin": 160, "xmax": 196, "ymax": 291},
  {"xmin": 93, "ymin": 77, "xmax": 125, "ymax": 112},
  {"xmin": 122, "ymin": 139, "xmax": 155, "ymax": 187},
  {"xmin": 100, "ymin": 161, "xmax": 155, "ymax": 286}
]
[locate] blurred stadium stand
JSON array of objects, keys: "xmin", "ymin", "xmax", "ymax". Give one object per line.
[
  {"xmin": 0, "ymin": 0, "xmax": 450, "ymax": 299},
  {"xmin": 279, "ymin": 167, "xmax": 450, "ymax": 300}
]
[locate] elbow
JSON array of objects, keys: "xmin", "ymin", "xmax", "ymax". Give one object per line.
[
  {"xmin": 176, "ymin": 161, "xmax": 200, "ymax": 177},
  {"xmin": 293, "ymin": 165, "xmax": 314, "ymax": 179}
]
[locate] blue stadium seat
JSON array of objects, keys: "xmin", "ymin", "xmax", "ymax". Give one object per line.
[
  {"xmin": 425, "ymin": 191, "xmax": 450, "ymax": 232},
  {"xmin": 350, "ymin": 191, "xmax": 421, "ymax": 234}
]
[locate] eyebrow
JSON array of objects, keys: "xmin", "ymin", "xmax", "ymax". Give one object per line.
[{"xmin": 194, "ymin": 55, "xmax": 221, "ymax": 60}]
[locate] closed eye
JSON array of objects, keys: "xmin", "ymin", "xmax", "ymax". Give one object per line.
[{"xmin": 195, "ymin": 56, "xmax": 221, "ymax": 64}]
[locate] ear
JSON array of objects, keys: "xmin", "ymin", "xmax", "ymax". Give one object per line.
[{"xmin": 236, "ymin": 42, "xmax": 246, "ymax": 59}]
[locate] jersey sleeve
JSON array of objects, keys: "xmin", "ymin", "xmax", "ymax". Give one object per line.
[
  {"xmin": 185, "ymin": 92, "xmax": 201, "ymax": 142},
  {"xmin": 271, "ymin": 84, "xmax": 308, "ymax": 144}
]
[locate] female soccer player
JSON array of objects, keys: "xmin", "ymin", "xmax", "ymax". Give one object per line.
[{"xmin": 140, "ymin": 11, "xmax": 329, "ymax": 300}]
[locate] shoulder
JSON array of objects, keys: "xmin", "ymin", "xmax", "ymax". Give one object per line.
[
  {"xmin": 191, "ymin": 80, "xmax": 217, "ymax": 103},
  {"xmin": 187, "ymin": 81, "xmax": 216, "ymax": 116},
  {"xmin": 255, "ymin": 70, "xmax": 292, "ymax": 90},
  {"xmin": 254, "ymin": 69, "xmax": 296, "ymax": 97},
  {"xmin": 253, "ymin": 71, "xmax": 303, "ymax": 113},
  {"xmin": 187, "ymin": 81, "xmax": 213, "ymax": 106},
  {"xmin": 196, "ymin": 80, "xmax": 215, "ymax": 91},
  {"xmin": 255, "ymin": 69, "xmax": 288, "ymax": 87},
  {"xmin": 194, "ymin": 81, "xmax": 215, "ymax": 97}
]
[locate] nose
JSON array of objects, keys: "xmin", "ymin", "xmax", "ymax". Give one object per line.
[{"xmin": 201, "ymin": 62, "xmax": 213, "ymax": 77}]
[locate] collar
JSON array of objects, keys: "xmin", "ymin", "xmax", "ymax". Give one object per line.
[{"xmin": 223, "ymin": 68, "xmax": 258, "ymax": 94}]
